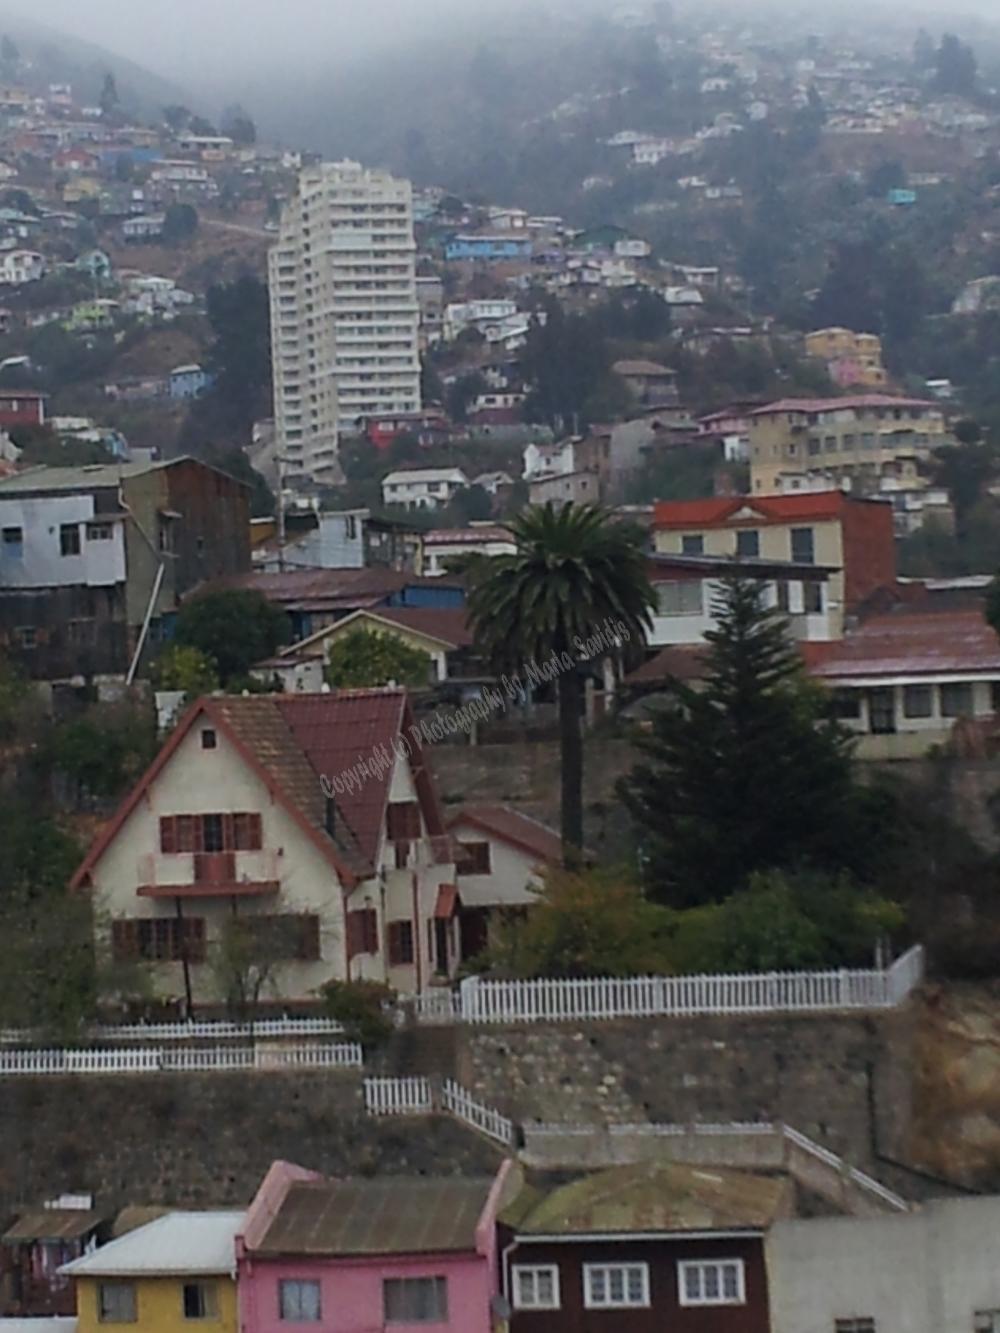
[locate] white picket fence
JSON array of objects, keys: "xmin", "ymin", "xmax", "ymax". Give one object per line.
[
  {"xmin": 0, "ymin": 1042, "xmax": 362, "ymax": 1077},
  {"xmin": 457, "ymin": 945, "xmax": 925, "ymax": 1025},
  {"xmin": 364, "ymin": 1076, "xmax": 432, "ymax": 1115},
  {"xmin": 443, "ymin": 1079, "xmax": 513, "ymax": 1145},
  {"xmin": 0, "ymin": 1017, "xmax": 345, "ymax": 1047}
]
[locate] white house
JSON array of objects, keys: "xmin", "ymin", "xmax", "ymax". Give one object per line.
[
  {"xmin": 70, "ymin": 690, "xmax": 464, "ymax": 1005},
  {"xmin": 0, "ymin": 250, "xmax": 43, "ymax": 284},
  {"xmin": 447, "ymin": 804, "xmax": 580, "ymax": 957},
  {"xmin": 381, "ymin": 468, "xmax": 469, "ymax": 510},
  {"xmin": 768, "ymin": 1196, "xmax": 1000, "ymax": 1333},
  {"xmin": 422, "ymin": 525, "xmax": 517, "ymax": 576}
]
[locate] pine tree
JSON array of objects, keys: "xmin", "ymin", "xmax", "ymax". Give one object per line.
[{"xmin": 619, "ymin": 574, "xmax": 879, "ymax": 907}]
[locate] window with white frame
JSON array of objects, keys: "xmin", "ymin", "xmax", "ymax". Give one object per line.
[
  {"xmin": 656, "ymin": 580, "xmax": 703, "ymax": 616},
  {"xmin": 583, "ymin": 1263, "xmax": 650, "ymax": 1309},
  {"xmin": 678, "ymin": 1259, "xmax": 746, "ymax": 1307},
  {"xmin": 278, "ymin": 1280, "xmax": 321, "ymax": 1322},
  {"xmin": 512, "ymin": 1265, "xmax": 560, "ymax": 1310}
]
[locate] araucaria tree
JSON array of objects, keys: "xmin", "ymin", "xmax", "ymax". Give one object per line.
[
  {"xmin": 467, "ymin": 502, "xmax": 655, "ymax": 861},
  {"xmin": 619, "ymin": 573, "xmax": 881, "ymax": 908}
]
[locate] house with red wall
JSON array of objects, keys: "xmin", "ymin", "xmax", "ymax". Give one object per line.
[
  {"xmin": 0, "ymin": 390, "xmax": 45, "ymax": 429},
  {"xmin": 236, "ymin": 1160, "xmax": 519, "ymax": 1333}
]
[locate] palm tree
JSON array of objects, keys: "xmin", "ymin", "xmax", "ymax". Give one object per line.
[{"xmin": 466, "ymin": 502, "xmax": 655, "ymax": 862}]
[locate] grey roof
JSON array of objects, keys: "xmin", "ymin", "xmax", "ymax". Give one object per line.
[
  {"xmin": 0, "ymin": 457, "xmax": 241, "ymax": 496},
  {"xmin": 253, "ymin": 1178, "xmax": 495, "ymax": 1256},
  {"xmin": 59, "ymin": 1211, "xmax": 244, "ymax": 1277},
  {"xmin": 0, "ymin": 1321, "xmax": 77, "ymax": 1333}
]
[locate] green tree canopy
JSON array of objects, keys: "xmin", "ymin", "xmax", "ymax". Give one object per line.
[
  {"xmin": 151, "ymin": 644, "xmax": 220, "ymax": 697},
  {"xmin": 485, "ymin": 866, "xmax": 675, "ymax": 978},
  {"xmin": 162, "ymin": 202, "xmax": 199, "ymax": 245},
  {"xmin": 619, "ymin": 573, "xmax": 887, "ymax": 907},
  {"xmin": 174, "ymin": 591, "xmax": 288, "ymax": 685},
  {"xmin": 467, "ymin": 502, "xmax": 655, "ymax": 857},
  {"xmin": 325, "ymin": 627, "xmax": 433, "ymax": 689}
]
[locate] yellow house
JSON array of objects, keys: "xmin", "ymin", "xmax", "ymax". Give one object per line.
[{"xmin": 61, "ymin": 1212, "xmax": 243, "ymax": 1333}]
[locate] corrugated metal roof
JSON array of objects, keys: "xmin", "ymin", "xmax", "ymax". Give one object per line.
[
  {"xmin": 59, "ymin": 1212, "xmax": 244, "ymax": 1277},
  {"xmin": 253, "ymin": 1178, "xmax": 494, "ymax": 1257},
  {"xmin": 750, "ymin": 394, "xmax": 935, "ymax": 415},
  {"xmin": 502, "ymin": 1162, "xmax": 792, "ymax": 1236},
  {"xmin": 813, "ymin": 609, "xmax": 1000, "ymax": 681},
  {"xmin": 3, "ymin": 1211, "xmax": 104, "ymax": 1244}
]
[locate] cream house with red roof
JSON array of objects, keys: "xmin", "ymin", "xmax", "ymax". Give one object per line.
[
  {"xmin": 448, "ymin": 805, "xmax": 586, "ymax": 957},
  {"xmin": 809, "ymin": 606, "xmax": 1000, "ymax": 759},
  {"xmin": 70, "ymin": 691, "xmax": 462, "ymax": 1008},
  {"xmin": 652, "ymin": 493, "xmax": 897, "ymax": 641}
]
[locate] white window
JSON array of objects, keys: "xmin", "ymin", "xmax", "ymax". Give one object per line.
[
  {"xmin": 583, "ymin": 1263, "xmax": 649, "ymax": 1309},
  {"xmin": 512, "ymin": 1265, "xmax": 560, "ymax": 1310},
  {"xmin": 656, "ymin": 580, "xmax": 703, "ymax": 616},
  {"xmin": 279, "ymin": 1280, "xmax": 321, "ymax": 1321},
  {"xmin": 678, "ymin": 1259, "xmax": 746, "ymax": 1306},
  {"xmin": 98, "ymin": 1283, "xmax": 137, "ymax": 1323}
]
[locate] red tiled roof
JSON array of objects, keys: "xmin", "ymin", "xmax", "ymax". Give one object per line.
[
  {"xmin": 750, "ymin": 394, "xmax": 936, "ymax": 415},
  {"xmin": 447, "ymin": 804, "xmax": 566, "ymax": 866},
  {"xmin": 273, "ymin": 691, "xmax": 444, "ymax": 863},
  {"xmin": 811, "ymin": 610, "xmax": 1000, "ymax": 681},
  {"xmin": 653, "ymin": 492, "xmax": 861, "ymax": 529},
  {"xmin": 70, "ymin": 690, "xmax": 444, "ymax": 893}
]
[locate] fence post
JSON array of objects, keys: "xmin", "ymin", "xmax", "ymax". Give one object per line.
[{"xmin": 459, "ymin": 974, "xmax": 479, "ymax": 1023}]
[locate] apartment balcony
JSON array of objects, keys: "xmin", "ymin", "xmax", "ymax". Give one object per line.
[{"xmin": 137, "ymin": 851, "xmax": 281, "ymax": 899}]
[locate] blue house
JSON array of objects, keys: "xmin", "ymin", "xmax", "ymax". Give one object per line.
[
  {"xmin": 444, "ymin": 234, "xmax": 533, "ymax": 262},
  {"xmin": 168, "ymin": 364, "xmax": 214, "ymax": 399},
  {"xmin": 887, "ymin": 189, "xmax": 917, "ymax": 206}
]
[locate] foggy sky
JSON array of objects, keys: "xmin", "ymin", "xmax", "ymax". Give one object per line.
[{"xmin": 7, "ymin": 0, "xmax": 1000, "ymax": 104}]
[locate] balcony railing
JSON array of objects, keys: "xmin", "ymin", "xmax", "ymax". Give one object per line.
[{"xmin": 137, "ymin": 851, "xmax": 280, "ymax": 899}]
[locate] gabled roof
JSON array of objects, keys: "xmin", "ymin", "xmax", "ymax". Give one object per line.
[
  {"xmin": 652, "ymin": 492, "xmax": 879, "ymax": 529},
  {"xmin": 613, "ymin": 359, "xmax": 677, "ymax": 377},
  {"xmin": 60, "ymin": 1212, "xmax": 244, "ymax": 1277},
  {"xmin": 501, "ymin": 1161, "xmax": 792, "ymax": 1236},
  {"xmin": 285, "ymin": 607, "xmax": 474, "ymax": 657},
  {"xmin": 448, "ymin": 804, "xmax": 564, "ymax": 866},
  {"xmin": 249, "ymin": 1177, "xmax": 496, "ymax": 1257},
  {"xmin": 70, "ymin": 690, "xmax": 441, "ymax": 892}
]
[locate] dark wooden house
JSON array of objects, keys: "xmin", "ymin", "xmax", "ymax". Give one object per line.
[
  {"xmin": 1, "ymin": 1200, "xmax": 111, "ymax": 1315},
  {"xmin": 499, "ymin": 1160, "xmax": 794, "ymax": 1333}
]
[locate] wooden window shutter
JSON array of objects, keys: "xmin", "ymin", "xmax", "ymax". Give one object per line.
[
  {"xmin": 222, "ymin": 814, "xmax": 235, "ymax": 852},
  {"xmin": 111, "ymin": 919, "xmax": 139, "ymax": 960},
  {"xmin": 182, "ymin": 917, "xmax": 206, "ymax": 964},
  {"xmin": 248, "ymin": 813, "xmax": 262, "ymax": 850},
  {"xmin": 347, "ymin": 911, "xmax": 364, "ymax": 960},
  {"xmin": 363, "ymin": 909, "xmax": 378, "ymax": 955},
  {"xmin": 387, "ymin": 921, "xmax": 402, "ymax": 965},
  {"xmin": 176, "ymin": 815, "xmax": 195, "ymax": 853},
  {"xmin": 159, "ymin": 817, "xmax": 176, "ymax": 854}
]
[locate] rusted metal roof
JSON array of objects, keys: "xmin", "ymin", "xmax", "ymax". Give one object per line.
[
  {"xmin": 253, "ymin": 1178, "xmax": 495, "ymax": 1256},
  {"xmin": 812, "ymin": 609, "xmax": 1000, "ymax": 681},
  {"xmin": 3, "ymin": 1211, "xmax": 104, "ymax": 1244},
  {"xmin": 502, "ymin": 1162, "xmax": 792, "ymax": 1236}
]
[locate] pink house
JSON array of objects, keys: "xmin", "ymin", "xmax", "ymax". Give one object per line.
[{"xmin": 237, "ymin": 1161, "xmax": 519, "ymax": 1333}]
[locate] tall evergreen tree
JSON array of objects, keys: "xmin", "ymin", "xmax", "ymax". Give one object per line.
[{"xmin": 619, "ymin": 574, "xmax": 881, "ymax": 907}]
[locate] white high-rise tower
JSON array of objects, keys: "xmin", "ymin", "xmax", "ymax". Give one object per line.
[{"xmin": 268, "ymin": 160, "xmax": 422, "ymax": 486}]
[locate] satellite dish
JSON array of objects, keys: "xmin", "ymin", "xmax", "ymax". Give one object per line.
[{"xmin": 491, "ymin": 1294, "xmax": 512, "ymax": 1321}]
